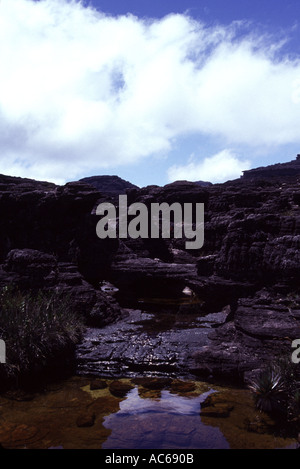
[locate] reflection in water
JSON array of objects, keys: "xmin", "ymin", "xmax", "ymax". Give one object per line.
[
  {"xmin": 102, "ymin": 387, "xmax": 230, "ymax": 449},
  {"xmin": 0, "ymin": 377, "xmax": 296, "ymax": 449}
]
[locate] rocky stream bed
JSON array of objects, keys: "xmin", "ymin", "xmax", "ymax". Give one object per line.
[
  {"xmin": 0, "ymin": 375, "xmax": 297, "ymax": 449},
  {"xmin": 1, "ymin": 161, "xmax": 300, "ymax": 448},
  {"xmin": 76, "ymin": 292, "xmax": 228, "ymax": 380}
]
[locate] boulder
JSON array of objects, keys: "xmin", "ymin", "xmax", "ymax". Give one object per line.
[
  {"xmin": 0, "ymin": 249, "xmax": 123, "ymax": 327},
  {"xmin": 191, "ymin": 289, "xmax": 300, "ymax": 382},
  {"xmin": 109, "ymin": 380, "xmax": 134, "ymax": 397}
]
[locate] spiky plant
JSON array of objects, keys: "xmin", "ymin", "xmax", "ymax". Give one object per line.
[{"xmin": 249, "ymin": 365, "xmax": 286, "ymax": 414}]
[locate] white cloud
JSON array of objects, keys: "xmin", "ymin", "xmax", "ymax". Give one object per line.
[
  {"xmin": 0, "ymin": 0, "xmax": 300, "ymax": 184},
  {"xmin": 167, "ymin": 150, "xmax": 251, "ymax": 183}
]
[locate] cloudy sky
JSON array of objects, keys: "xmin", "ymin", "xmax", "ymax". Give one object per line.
[{"xmin": 1, "ymin": 0, "xmax": 300, "ymax": 186}]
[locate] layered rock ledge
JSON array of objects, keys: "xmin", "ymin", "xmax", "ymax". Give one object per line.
[{"xmin": 0, "ymin": 158, "xmax": 300, "ymax": 385}]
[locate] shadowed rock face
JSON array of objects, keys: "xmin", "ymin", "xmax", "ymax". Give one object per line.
[
  {"xmin": 0, "ymin": 249, "xmax": 121, "ymax": 327},
  {"xmin": 192, "ymin": 289, "xmax": 300, "ymax": 382},
  {"xmin": 0, "ymin": 176, "xmax": 118, "ymax": 282},
  {"xmin": 242, "ymin": 154, "xmax": 300, "ymax": 180},
  {"xmin": 78, "ymin": 175, "xmax": 138, "ymax": 202},
  {"xmin": 106, "ymin": 172, "xmax": 300, "ymax": 382},
  {"xmin": 0, "ymin": 160, "xmax": 300, "ymax": 383},
  {"xmin": 0, "ymin": 175, "xmax": 122, "ymax": 327}
]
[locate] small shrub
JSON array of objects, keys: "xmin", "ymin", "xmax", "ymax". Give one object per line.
[
  {"xmin": 248, "ymin": 365, "xmax": 286, "ymax": 413},
  {"xmin": 249, "ymin": 358, "xmax": 300, "ymax": 420}
]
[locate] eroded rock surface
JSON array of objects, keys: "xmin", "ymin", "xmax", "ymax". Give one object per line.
[
  {"xmin": 1, "ymin": 159, "xmax": 300, "ymax": 384},
  {"xmin": 192, "ymin": 289, "xmax": 300, "ymax": 382}
]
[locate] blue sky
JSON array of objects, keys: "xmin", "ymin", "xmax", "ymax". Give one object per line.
[
  {"xmin": 90, "ymin": 0, "xmax": 300, "ymax": 32},
  {"xmin": 1, "ymin": 0, "xmax": 300, "ymax": 186}
]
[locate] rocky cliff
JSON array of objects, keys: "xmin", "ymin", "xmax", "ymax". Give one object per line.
[
  {"xmin": 78, "ymin": 175, "xmax": 139, "ymax": 202},
  {"xmin": 242, "ymin": 154, "xmax": 300, "ymax": 180},
  {"xmin": 0, "ymin": 174, "xmax": 121, "ymax": 327},
  {"xmin": 0, "ymin": 157, "xmax": 300, "ymax": 383}
]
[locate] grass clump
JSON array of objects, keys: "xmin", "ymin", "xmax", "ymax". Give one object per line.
[{"xmin": 0, "ymin": 285, "xmax": 85, "ymax": 389}]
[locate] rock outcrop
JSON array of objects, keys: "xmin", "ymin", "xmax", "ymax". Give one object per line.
[
  {"xmin": 0, "ymin": 248, "xmax": 121, "ymax": 327},
  {"xmin": 192, "ymin": 289, "xmax": 300, "ymax": 382},
  {"xmin": 242, "ymin": 154, "xmax": 300, "ymax": 180},
  {"xmin": 0, "ymin": 175, "xmax": 122, "ymax": 280},
  {"xmin": 0, "ymin": 175, "xmax": 122, "ymax": 326},
  {"xmin": 1, "ymin": 155, "xmax": 300, "ymax": 384},
  {"xmin": 106, "ymin": 160, "xmax": 300, "ymax": 381},
  {"xmin": 78, "ymin": 175, "xmax": 138, "ymax": 202}
]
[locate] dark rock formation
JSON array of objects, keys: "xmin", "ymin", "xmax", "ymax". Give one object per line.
[
  {"xmin": 78, "ymin": 175, "xmax": 138, "ymax": 201},
  {"xmin": 0, "ymin": 175, "xmax": 119, "ymax": 283},
  {"xmin": 105, "ymin": 160, "xmax": 300, "ymax": 382},
  {"xmin": 1, "ymin": 155, "xmax": 300, "ymax": 384},
  {"xmin": 0, "ymin": 176, "xmax": 124, "ymax": 330},
  {"xmin": 242, "ymin": 154, "xmax": 300, "ymax": 180},
  {"xmin": 195, "ymin": 180, "xmax": 213, "ymax": 187},
  {"xmin": 76, "ymin": 412, "xmax": 96, "ymax": 427},
  {"xmin": 192, "ymin": 289, "xmax": 300, "ymax": 383},
  {"xmin": 76, "ymin": 308, "xmax": 218, "ymax": 379},
  {"xmin": 0, "ymin": 173, "xmax": 56, "ymax": 191},
  {"xmin": 109, "ymin": 380, "xmax": 134, "ymax": 397},
  {"xmin": 0, "ymin": 176, "xmax": 125, "ymax": 325},
  {"xmin": 109, "ymin": 258, "xmax": 199, "ymax": 304},
  {"xmin": 2, "ymin": 248, "xmax": 57, "ymax": 289},
  {"xmin": 0, "ymin": 248, "xmax": 122, "ymax": 327}
]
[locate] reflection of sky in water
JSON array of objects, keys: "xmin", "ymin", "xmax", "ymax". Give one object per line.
[{"xmin": 102, "ymin": 388, "xmax": 230, "ymax": 449}]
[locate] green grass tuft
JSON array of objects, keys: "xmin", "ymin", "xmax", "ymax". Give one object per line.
[{"xmin": 0, "ymin": 285, "xmax": 85, "ymax": 387}]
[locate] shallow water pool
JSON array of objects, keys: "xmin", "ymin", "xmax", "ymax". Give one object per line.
[
  {"xmin": 102, "ymin": 387, "xmax": 230, "ymax": 449},
  {"xmin": 0, "ymin": 377, "xmax": 297, "ymax": 449}
]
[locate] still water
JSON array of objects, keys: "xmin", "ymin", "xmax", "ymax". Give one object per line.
[
  {"xmin": 0, "ymin": 377, "xmax": 297, "ymax": 449},
  {"xmin": 102, "ymin": 386, "xmax": 230, "ymax": 449},
  {"xmin": 1, "ymin": 286, "xmax": 298, "ymax": 449}
]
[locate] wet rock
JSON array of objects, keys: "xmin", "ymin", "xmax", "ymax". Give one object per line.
[
  {"xmin": 170, "ymin": 380, "xmax": 196, "ymax": 394},
  {"xmin": 109, "ymin": 380, "xmax": 134, "ymax": 397},
  {"xmin": 110, "ymin": 257, "xmax": 199, "ymax": 303},
  {"xmin": 131, "ymin": 377, "xmax": 172, "ymax": 390},
  {"xmin": 90, "ymin": 379, "xmax": 108, "ymax": 391},
  {"xmin": 0, "ymin": 422, "xmax": 44, "ymax": 448},
  {"xmin": 76, "ymin": 308, "xmax": 212, "ymax": 379},
  {"xmin": 200, "ymin": 407, "xmax": 233, "ymax": 418},
  {"xmin": 2, "ymin": 160, "xmax": 300, "ymax": 385},
  {"xmin": 200, "ymin": 393, "xmax": 234, "ymax": 418},
  {"xmin": 86, "ymin": 293, "xmax": 122, "ymax": 327},
  {"xmin": 192, "ymin": 289, "xmax": 300, "ymax": 382},
  {"xmin": 88, "ymin": 396, "xmax": 121, "ymax": 417},
  {"xmin": 76, "ymin": 412, "xmax": 96, "ymax": 428}
]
